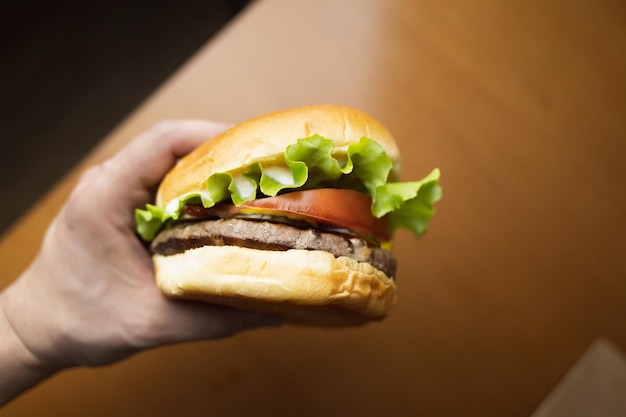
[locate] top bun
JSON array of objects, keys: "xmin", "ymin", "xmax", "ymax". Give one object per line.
[{"xmin": 156, "ymin": 105, "xmax": 400, "ymax": 205}]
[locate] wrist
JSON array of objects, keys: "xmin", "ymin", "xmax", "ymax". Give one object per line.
[{"xmin": 0, "ymin": 286, "xmax": 57, "ymax": 405}]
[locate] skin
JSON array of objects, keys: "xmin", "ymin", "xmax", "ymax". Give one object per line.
[{"xmin": 0, "ymin": 120, "xmax": 280, "ymax": 405}]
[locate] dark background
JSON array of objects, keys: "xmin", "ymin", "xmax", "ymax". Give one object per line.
[{"xmin": 0, "ymin": 0, "xmax": 252, "ymax": 234}]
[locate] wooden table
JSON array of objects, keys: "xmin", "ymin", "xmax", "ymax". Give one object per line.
[{"xmin": 2, "ymin": 0, "xmax": 625, "ymax": 415}]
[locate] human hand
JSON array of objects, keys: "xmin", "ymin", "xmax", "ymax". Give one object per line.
[{"xmin": 0, "ymin": 120, "xmax": 280, "ymax": 383}]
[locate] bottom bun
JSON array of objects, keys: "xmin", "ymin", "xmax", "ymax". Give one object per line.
[{"xmin": 153, "ymin": 245, "xmax": 397, "ymax": 326}]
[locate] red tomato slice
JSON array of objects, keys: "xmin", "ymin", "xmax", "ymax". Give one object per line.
[{"xmin": 234, "ymin": 189, "xmax": 390, "ymax": 241}]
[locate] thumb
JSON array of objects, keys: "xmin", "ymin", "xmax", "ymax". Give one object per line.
[
  {"xmin": 144, "ymin": 297, "xmax": 282, "ymax": 346},
  {"xmin": 110, "ymin": 119, "xmax": 232, "ymax": 192}
]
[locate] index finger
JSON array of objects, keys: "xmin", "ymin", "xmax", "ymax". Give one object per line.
[{"xmin": 111, "ymin": 119, "xmax": 232, "ymax": 190}]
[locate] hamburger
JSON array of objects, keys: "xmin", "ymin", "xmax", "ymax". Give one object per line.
[{"xmin": 136, "ymin": 105, "xmax": 441, "ymax": 326}]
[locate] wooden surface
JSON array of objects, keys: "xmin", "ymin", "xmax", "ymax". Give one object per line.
[{"xmin": 2, "ymin": 0, "xmax": 625, "ymax": 415}]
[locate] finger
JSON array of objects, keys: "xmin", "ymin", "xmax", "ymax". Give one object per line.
[
  {"xmin": 149, "ymin": 299, "xmax": 281, "ymax": 345},
  {"xmin": 110, "ymin": 119, "xmax": 232, "ymax": 190}
]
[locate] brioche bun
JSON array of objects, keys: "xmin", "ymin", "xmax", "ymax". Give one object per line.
[
  {"xmin": 153, "ymin": 105, "xmax": 399, "ymax": 326},
  {"xmin": 156, "ymin": 105, "xmax": 400, "ymax": 205},
  {"xmin": 154, "ymin": 246, "xmax": 396, "ymax": 326}
]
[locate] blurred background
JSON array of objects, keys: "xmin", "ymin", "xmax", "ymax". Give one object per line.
[{"xmin": 0, "ymin": 0, "xmax": 252, "ymax": 234}]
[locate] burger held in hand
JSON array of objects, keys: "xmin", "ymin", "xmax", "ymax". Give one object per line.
[{"xmin": 136, "ymin": 105, "xmax": 441, "ymax": 326}]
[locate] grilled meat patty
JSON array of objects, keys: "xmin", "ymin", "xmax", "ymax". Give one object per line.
[{"xmin": 151, "ymin": 218, "xmax": 396, "ymax": 278}]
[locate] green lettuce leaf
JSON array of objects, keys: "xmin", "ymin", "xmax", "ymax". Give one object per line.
[
  {"xmin": 374, "ymin": 168, "xmax": 441, "ymax": 237},
  {"xmin": 135, "ymin": 135, "xmax": 441, "ymax": 241}
]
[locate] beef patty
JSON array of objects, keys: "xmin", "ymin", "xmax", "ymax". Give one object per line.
[{"xmin": 151, "ymin": 218, "xmax": 396, "ymax": 278}]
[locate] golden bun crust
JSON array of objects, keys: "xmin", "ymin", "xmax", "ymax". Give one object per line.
[
  {"xmin": 153, "ymin": 245, "xmax": 397, "ymax": 326},
  {"xmin": 156, "ymin": 105, "xmax": 400, "ymax": 205}
]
